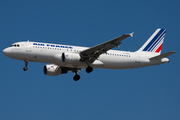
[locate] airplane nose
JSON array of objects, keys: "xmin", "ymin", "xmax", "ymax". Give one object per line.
[
  {"xmin": 3, "ymin": 48, "xmax": 10, "ymax": 56},
  {"xmin": 3, "ymin": 48, "xmax": 7, "ymax": 55}
]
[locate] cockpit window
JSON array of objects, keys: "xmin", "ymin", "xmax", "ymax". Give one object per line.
[{"xmin": 10, "ymin": 44, "xmax": 20, "ymax": 47}]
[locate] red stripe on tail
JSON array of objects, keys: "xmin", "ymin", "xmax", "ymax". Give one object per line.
[{"xmin": 155, "ymin": 43, "xmax": 163, "ymax": 53}]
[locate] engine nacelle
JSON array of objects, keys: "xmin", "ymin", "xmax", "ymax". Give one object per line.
[
  {"xmin": 43, "ymin": 64, "xmax": 67, "ymax": 76},
  {"xmin": 62, "ymin": 52, "xmax": 81, "ymax": 63}
]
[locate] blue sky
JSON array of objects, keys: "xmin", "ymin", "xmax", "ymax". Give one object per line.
[{"xmin": 0, "ymin": 0, "xmax": 180, "ymax": 120}]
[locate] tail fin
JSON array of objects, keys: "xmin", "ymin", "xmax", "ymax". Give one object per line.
[{"xmin": 138, "ymin": 28, "xmax": 166, "ymax": 54}]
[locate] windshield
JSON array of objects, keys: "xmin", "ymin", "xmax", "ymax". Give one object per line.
[{"xmin": 10, "ymin": 44, "xmax": 20, "ymax": 47}]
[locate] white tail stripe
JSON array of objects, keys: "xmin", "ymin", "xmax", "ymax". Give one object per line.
[
  {"xmin": 144, "ymin": 29, "xmax": 166, "ymax": 52},
  {"xmin": 138, "ymin": 28, "xmax": 166, "ymax": 54},
  {"xmin": 150, "ymin": 36, "xmax": 164, "ymax": 52},
  {"xmin": 152, "ymin": 38, "xmax": 164, "ymax": 52}
]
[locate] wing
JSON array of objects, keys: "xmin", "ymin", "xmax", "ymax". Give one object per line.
[{"xmin": 80, "ymin": 32, "xmax": 134, "ymax": 63}]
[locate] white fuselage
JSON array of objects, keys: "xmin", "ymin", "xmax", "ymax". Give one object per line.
[
  {"xmin": 3, "ymin": 29, "xmax": 175, "ymax": 81},
  {"xmin": 3, "ymin": 41, "xmax": 169, "ymax": 69}
]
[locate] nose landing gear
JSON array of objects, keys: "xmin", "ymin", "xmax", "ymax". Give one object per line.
[{"xmin": 23, "ymin": 60, "xmax": 28, "ymax": 71}]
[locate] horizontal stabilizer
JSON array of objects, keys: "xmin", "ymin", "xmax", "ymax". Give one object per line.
[{"xmin": 150, "ymin": 51, "xmax": 176, "ymax": 60}]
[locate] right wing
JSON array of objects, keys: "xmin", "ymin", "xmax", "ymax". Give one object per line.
[{"xmin": 80, "ymin": 32, "xmax": 134, "ymax": 63}]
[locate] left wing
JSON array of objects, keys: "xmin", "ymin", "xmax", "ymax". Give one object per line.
[{"xmin": 80, "ymin": 32, "xmax": 134, "ymax": 63}]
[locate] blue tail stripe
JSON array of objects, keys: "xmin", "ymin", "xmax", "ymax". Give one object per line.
[
  {"xmin": 150, "ymin": 36, "xmax": 164, "ymax": 52},
  {"xmin": 143, "ymin": 29, "xmax": 165, "ymax": 51},
  {"xmin": 147, "ymin": 30, "xmax": 166, "ymax": 51},
  {"xmin": 143, "ymin": 29, "xmax": 166, "ymax": 51}
]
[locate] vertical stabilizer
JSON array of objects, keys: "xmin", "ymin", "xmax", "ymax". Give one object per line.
[{"xmin": 138, "ymin": 29, "xmax": 166, "ymax": 54}]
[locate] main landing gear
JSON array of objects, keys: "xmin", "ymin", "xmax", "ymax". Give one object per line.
[
  {"xmin": 86, "ymin": 66, "xmax": 93, "ymax": 73},
  {"xmin": 23, "ymin": 60, "xmax": 28, "ymax": 71},
  {"xmin": 73, "ymin": 66, "xmax": 93, "ymax": 81},
  {"xmin": 73, "ymin": 74, "xmax": 80, "ymax": 81},
  {"xmin": 72, "ymin": 68, "xmax": 81, "ymax": 81}
]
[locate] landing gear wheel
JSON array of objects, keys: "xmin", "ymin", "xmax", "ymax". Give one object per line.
[
  {"xmin": 86, "ymin": 66, "xmax": 93, "ymax": 73},
  {"xmin": 23, "ymin": 67, "xmax": 28, "ymax": 71},
  {"xmin": 23, "ymin": 60, "xmax": 28, "ymax": 71},
  {"xmin": 73, "ymin": 74, "xmax": 80, "ymax": 81}
]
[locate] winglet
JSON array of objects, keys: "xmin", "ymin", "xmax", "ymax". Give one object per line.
[{"xmin": 129, "ymin": 32, "xmax": 134, "ymax": 37}]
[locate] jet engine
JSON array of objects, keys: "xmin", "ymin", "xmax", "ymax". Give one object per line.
[
  {"xmin": 43, "ymin": 64, "xmax": 67, "ymax": 76},
  {"xmin": 62, "ymin": 52, "xmax": 81, "ymax": 63}
]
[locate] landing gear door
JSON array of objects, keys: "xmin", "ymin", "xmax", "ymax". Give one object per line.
[{"xmin": 135, "ymin": 53, "xmax": 140, "ymax": 63}]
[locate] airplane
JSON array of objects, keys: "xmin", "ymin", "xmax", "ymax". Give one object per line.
[{"xmin": 3, "ymin": 28, "xmax": 176, "ymax": 81}]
